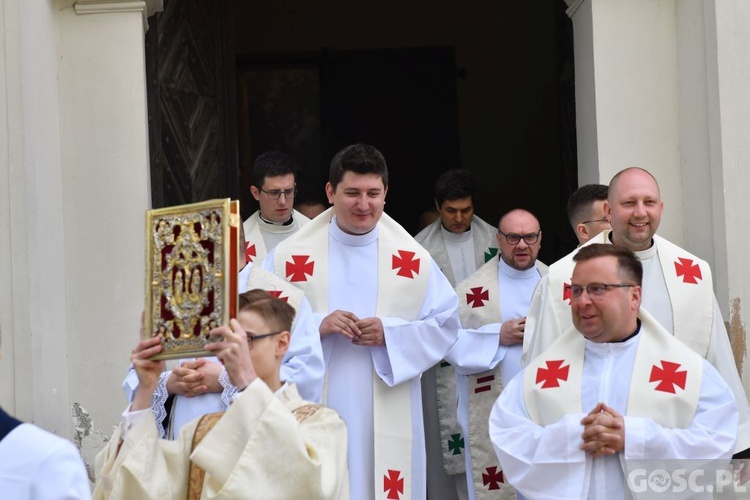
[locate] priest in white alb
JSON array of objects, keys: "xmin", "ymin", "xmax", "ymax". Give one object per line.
[
  {"xmin": 491, "ymin": 244, "xmax": 737, "ymax": 499},
  {"xmin": 263, "ymin": 143, "xmax": 460, "ymax": 500},
  {"xmin": 242, "ymin": 150, "xmax": 310, "ymax": 265},
  {"xmin": 522, "ymin": 167, "xmax": 750, "ymax": 462},
  {"xmin": 447, "ymin": 209, "xmax": 547, "ymax": 500}
]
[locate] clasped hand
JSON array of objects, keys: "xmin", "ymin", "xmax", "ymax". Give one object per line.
[
  {"xmin": 131, "ymin": 319, "xmax": 257, "ymax": 410},
  {"xmin": 319, "ymin": 310, "xmax": 385, "ymax": 346},
  {"xmin": 580, "ymin": 402, "xmax": 625, "ymax": 457}
]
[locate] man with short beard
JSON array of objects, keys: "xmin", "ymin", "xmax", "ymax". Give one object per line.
[
  {"xmin": 523, "ymin": 167, "xmax": 750, "ymax": 465},
  {"xmin": 447, "ymin": 209, "xmax": 547, "ymax": 499}
]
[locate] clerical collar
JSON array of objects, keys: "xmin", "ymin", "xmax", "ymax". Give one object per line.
[
  {"xmin": 498, "ymin": 255, "xmax": 540, "ymax": 279},
  {"xmin": 330, "ymin": 215, "xmax": 379, "ymax": 247},
  {"xmin": 441, "ymin": 224, "xmax": 473, "ymax": 242},
  {"xmin": 607, "ymin": 232, "xmax": 657, "ymax": 259},
  {"xmin": 259, "ymin": 212, "xmax": 294, "ymax": 226},
  {"xmin": 612, "ymin": 319, "xmax": 642, "ymax": 343},
  {"xmin": 634, "ymin": 243, "xmax": 657, "ymax": 261}
]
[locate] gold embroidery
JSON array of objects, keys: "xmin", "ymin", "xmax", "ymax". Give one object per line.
[
  {"xmin": 187, "ymin": 412, "xmax": 224, "ymax": 500},
  {"xmin": 292, "ymin": 404, "xmax": 321, "ymax": 423}
]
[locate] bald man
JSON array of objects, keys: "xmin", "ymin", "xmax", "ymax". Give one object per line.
[
  {"xmin": 447, "ymin": 209, "xmax": 548, "ymax": 500},
  {"xmin": 523, "ymin": 167, "xmax": 750, "ymax": 466}
]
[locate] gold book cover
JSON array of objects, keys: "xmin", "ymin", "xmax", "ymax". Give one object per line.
[{"xmin": 144, "ymin": 199, "xmax": 239, "ymax": 360}]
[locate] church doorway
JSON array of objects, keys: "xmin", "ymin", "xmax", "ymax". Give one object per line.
[{"xmin": 146, "ymin": 0, "xmax": 578, "ymax": 262}]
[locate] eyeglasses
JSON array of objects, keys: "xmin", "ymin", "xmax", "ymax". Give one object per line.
[
  {"xmin": 569, "ymin": 283, "xmax": 636, "ymax": 300},
  {"xmin": 497, "ymin": 230, "xmax": 540, "ymax": 245},
  {"xmin": 260, "ymin": 187, "xmax": 297, "ymax": 200},
  {"xmin": 245, "ymin": 330, "xmax": 282, "ymax": 348},
  {"xmin": 581, "ymin": 217, "xmax": 608, "ymax": 225}
]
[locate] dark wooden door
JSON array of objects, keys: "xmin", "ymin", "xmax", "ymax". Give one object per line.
[{"xmin": 145, "ymin": 0, "xmax": 237, "ymax": 209}]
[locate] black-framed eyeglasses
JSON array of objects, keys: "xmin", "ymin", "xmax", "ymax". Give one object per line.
[
  {"xmin": 581, "ymin": 217, "xmax": 608, "ymax": 225},
  {"xmin": 260, "ymin": 187, "xmax": 297, "ymax": 200},
  {"xmin": 498, "ymin": 229, "xmax": 540, "ymax": 245},
  {"xmin": 569, "ymin": 282, "xmax": 636, "ymax": 300},
  {"xmin": 245, "ymin": 330, "xmax": 282, "ymax": 348}
]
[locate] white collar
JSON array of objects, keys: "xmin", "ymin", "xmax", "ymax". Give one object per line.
[
  {"xmin": 330, "ymin": 215, "xmax": 379, "ymax": 247},
  {"xmin": 440, "ymin": 224, "xmax": 473, "ymax": 243},
  {"xmin": 499, "ymin": 255, "xmax": 541, "ymax": 279}
]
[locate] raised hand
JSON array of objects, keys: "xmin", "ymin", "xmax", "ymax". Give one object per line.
[{"xmin": 205, "ymin": 319, "xmax": 257, "ymax": 391}]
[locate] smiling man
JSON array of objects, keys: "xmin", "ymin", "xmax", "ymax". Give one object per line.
[
  {"xmin": 242, "ymin": 151, "xmax": 310, "ymax": 264},
  {"xmin": 490, "ymin": 244, "xmax": 737, "ymax": 499},
  {"xmin": 263, "ymin": 143, "xmax": 460, "ymax": 500},
  {"xmin": 523, "ymin": 167, "xmax": 750, "ymax": 462}
]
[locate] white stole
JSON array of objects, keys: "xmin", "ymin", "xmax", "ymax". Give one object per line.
[
  {"xmin": 273, "ymin": 207, "xmax": 430, "ymax": 500},
  {"xmin": 650, "ymin": 234, "xmax": 713, "ymax": 356},
  {"xmin": 547, "ymin": 232, "xmax": 714, "ymax": 357},
  {"xmin": 244, "ymin": 264, "xmax": 304, "ymax": 330},
  {"xmin": 523, "ymin": 309, "xmax": 702, "ymax": 429},
  {"xmin": 242, "ymin": 211, "xmax": 268, "ymax": 264}
]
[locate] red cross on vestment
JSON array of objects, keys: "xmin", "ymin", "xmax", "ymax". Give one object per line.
[
  {"xmin": 285, "ymin": 255, "xmax": 314, "ymax": 282},
  {"xmin": 536, "ymin": 359, "xmax": 570, "ymax": 389},
  {"xmin": 384, "ymin": 469, "xmax": 404, "ymax": 499},
  {"xmin": 267, "ymin": 290, "xmax": 289, "ymax": 303},
  {"xmin": 563, "ymin": 282, "xmax": 572, "ymax": 303},
  {"xmin": 466, "ymin": 287, "xmax": 489, "ymax": 308},
  {"xmin": 245, "ymin": 243, "xmax": 256, "ymax": 263},
  {"xmin": 649, "ymin": 360, "xmax": 687, "ymax": 394},
  {"xmin": 482, "ymin": 466, "xmax": 504, "ymax": 490},
  {"xmin": 674, "ymin": 257, "xmax": 702, "ymax": 284},
  {"xmin": 392, "ymin": 250, "xmax": 420, "ymax": 279}
]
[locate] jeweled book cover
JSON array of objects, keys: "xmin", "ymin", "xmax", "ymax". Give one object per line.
[{"xmin": 144, "ymin": 199, "xmax": 239, "ymax": 360}]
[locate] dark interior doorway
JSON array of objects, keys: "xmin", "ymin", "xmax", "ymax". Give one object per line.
[
  {"xmin": 147, "ymin": 0, "xmax": 579, "ymax": 263},
  {"xmin": 320, "ymin": 47, "xmax": 461, "ymax": 235},
  {"xmin": 237, "ymin": 47, "xmax": 461, "ymax": 235}
]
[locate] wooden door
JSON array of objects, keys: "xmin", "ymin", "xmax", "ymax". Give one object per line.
[{"xmin": 145, "ymin": 0, "xmax": 237, "ymax": 208}]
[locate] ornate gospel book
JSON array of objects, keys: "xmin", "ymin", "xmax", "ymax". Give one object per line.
[{"xmin": 144, "ymin": 199, "xmax": 239, "ymax": 360}]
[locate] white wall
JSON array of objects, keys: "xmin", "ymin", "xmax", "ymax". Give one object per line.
[
  {"xmin": 593, "ymin": 0, "xmax": 684, "ymax": 245},
  {"xmin": 0, "ymin": 1, "xmax": 153, "ymax": 470},
  {"xmin": 709, "ymin": 0, "xmax": 750, "ymax": 384},
  {"xmin": 675, "ymin": 0, "xmax": 720, "ymax": 291},
  {"xmin": 567, "ymin": 0, "xmax": 599, "ymax": 186},
  {"xmin": 569, "ymin": 0, "xmax": 750, "ymax": 389},
  {"xmin": 56, "ymin": 0, "xmax": 152, "ymax": 462},
  {"xmin": 0, "ymin": 0, "xmax": 23, "ymax": 414},
  {"xmin": 0, "ymin": 0, "xmax": 71, "ymax": 433}
]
